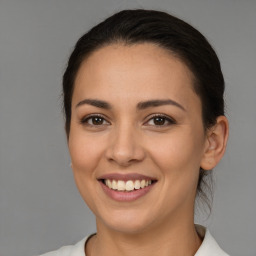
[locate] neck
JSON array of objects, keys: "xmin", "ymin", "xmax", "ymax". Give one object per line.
[{"xmin": 86, "ymin": 212, "xmax": 202, "ymax": 256}]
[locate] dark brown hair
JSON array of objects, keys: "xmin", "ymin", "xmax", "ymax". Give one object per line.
[{"xmin": 63, "ymin": 9, "xmax": 225, "ymax": 212}]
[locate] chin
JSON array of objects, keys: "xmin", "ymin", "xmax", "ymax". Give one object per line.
[
  {"xmin": 96, "ymin": 208, "xmax": 159, "ymax": 235},
  {"xmin": 106, "ymin": 220, "xmax": 153, "ymax": 235}
]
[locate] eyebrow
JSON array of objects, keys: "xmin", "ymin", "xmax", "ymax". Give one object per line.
[
  {"xmin": 76, "ymin": 98, "xmax": 185, "ymax": 111},
  {"xmin": 137, "ymin": 99, "xmax": 185, "ymax": 111},
  {"xmin": 76, "ymin": 99, "xmax": 111, "ymax": 109}
]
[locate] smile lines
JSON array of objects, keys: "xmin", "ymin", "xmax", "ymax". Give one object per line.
[{"xmin": 104, "ymin": 179, "xmax": 154, "ymax": 192}]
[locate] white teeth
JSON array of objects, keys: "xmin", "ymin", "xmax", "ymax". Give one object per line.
[
  {"xmin": 112, "ymin": 180, "xmax": 118, "ymax": 190},
  {"xmin": 117, "ymin": 180, "xmax": 126, "ymax": 191},
  {"xmin": 106, "ymin": 179, "xmax": 112, "ymax": 189},
  {"xmin": 134, "ymin": 180, "xmax": 141, "ymax": 189},
  {"xmin": 126, "ymin": 180, "xmax": 134, "ymax": 191},
  {"xmin": 104, "ymin": 179, "xmax": 154, "ymax": 191}
]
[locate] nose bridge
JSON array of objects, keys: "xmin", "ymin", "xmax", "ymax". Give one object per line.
[{"xmin": 106, "ymin": 119, "xmax": 145, "ymax": 166}]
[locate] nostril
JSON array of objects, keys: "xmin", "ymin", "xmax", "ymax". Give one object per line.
[{"xmin": 105, "ymin": 134, "xmax": 146, "ymax": 165}]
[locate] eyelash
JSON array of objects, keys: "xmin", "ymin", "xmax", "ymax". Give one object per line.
[
  {"xmin": 80, "ymin": 114, "xmax": 110, "ymax": 126},
  {"xmin": 80, "ymin": 114, "xmax": 176, "ymax": 128},
  {"xmin": 146, "ymin": 114, "xmax": 176, "ymax": 127}
]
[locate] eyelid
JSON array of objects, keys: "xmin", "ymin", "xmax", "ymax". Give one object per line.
[
  {"xmin": 80, "ymin": 114, "xmax": 110, "ymax": 126},
  {"xmin": 143, "ymin": 113, "xmax": 176, "ymax": 126},
  {"xmin": 80, "ymin": 113, "xmax": 176, "ymax": 127}
]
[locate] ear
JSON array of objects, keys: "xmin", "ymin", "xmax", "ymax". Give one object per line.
[{"xmin": 200, "ymin": 116, "xmax": 229, "ymax": 170}]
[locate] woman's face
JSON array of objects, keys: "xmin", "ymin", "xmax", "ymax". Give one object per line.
[{"xmin": 69, "ymin": 43, "xmax": 209, "ymax": 233}]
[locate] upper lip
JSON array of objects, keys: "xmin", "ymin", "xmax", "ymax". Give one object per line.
[{"xmin": 97, "ymin": 173, "xmax": 157, "ymax": 181}]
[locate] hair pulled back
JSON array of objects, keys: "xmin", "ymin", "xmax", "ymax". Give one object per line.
[{"xmin": 63, "ymin": 9, "xmax": 225, "ymax": 212}]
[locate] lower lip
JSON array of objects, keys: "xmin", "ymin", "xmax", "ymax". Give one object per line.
[{"xmin": 99, "ymin": 181, "xmax": 156, "ymax": 202}]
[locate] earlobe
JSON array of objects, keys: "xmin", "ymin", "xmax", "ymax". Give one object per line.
[{"xmin": 200, "ymin": 116, "xmax": 229, "ymax": 170}]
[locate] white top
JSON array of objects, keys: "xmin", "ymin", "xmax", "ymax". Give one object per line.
[{"xmin": 38, "ymin": 225, "xmax": 229, "ymax": 256}]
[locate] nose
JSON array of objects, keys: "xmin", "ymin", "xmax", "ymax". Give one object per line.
[{"xmin": 105, "ymin": 123, "xmax": 146, "ymax": 167}]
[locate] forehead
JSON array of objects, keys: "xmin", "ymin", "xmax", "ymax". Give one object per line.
[
  {"xmin": 75, "ymin": 42, "xmax": 194, "ymax": 83},
  {"xmin": 73, "ymin": 43, "xmax": 199, "ymax": 110}
]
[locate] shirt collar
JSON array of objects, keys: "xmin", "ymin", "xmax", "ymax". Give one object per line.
[
  {"xmin": 72, "ymin": 225, "xmax": 229, "ymax": 256},
  {"xmin": 194, "ymin": 224, "xmax": 229, "ymax": 256}
]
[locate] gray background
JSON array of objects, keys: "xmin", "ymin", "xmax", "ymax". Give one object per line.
[{"xmin": 0, "ymin": 0, "xmax": 255, "ymax": 255}]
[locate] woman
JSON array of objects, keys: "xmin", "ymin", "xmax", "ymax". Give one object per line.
[{"xmin": 40, "ymin": 9, "xmax": 229, "ymax": 256}]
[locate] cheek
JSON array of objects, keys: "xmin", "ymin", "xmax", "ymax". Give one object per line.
[
  {"xmin": 68, "ymin": 127, "xmax": 105, "ymax": 198},
  {"xmin": 150, "ymin": 132, "xmax": 203, "ymax": 169},
  {"xmin": 68, "ymin": 128, "xmax": 105, "ymax": 209},
  {"xmin": 147, "ymin": 128, "xmax": 205, "ymax": 193},
  {"xmin": 150, "ymin": 133, "xmax": 204, "ymax": 208},
  {"xmin": 68, "ymin": 128, "xmax": 105, "ymax": 173}
]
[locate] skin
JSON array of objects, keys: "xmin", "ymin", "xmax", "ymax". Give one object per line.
[{"xmin": 68, "ymin": 43, "xmax": 229, "ymax": 256}]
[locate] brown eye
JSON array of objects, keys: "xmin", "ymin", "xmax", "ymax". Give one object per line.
[
  {"xmin": 90, "ymin": 116, "xmax": 104, "ymax": 125},
  {"xmin": 81, "ymin": 115, "xmax": 110, "ymax": 126},
  {"xmin": 153, "ymin": 116, "xmax": 166, "ymax": 125},
  {"xmin": 146, "ymin": 115, "xmax": 176, "ymax": 127}
]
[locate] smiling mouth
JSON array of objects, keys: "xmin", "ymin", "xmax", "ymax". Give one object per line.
[{"xmin": 100, "ymin": 179, "xmax": 157, "ymax": 192}]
